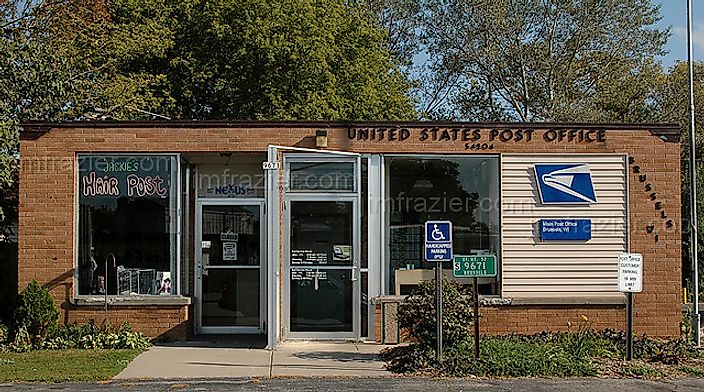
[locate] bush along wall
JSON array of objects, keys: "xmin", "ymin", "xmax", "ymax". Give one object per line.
[
  {"xmin": 381, "ymin": 278, "xmax": 704, "ymax": 379},
  {"xmin": 1, "ymin": 280, "xmax": 151, "ymax": 352}
]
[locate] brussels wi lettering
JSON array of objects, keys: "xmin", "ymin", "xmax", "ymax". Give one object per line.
[{"xmin": 82, "ymin": 171, "xmax": 167, "ymax": 198}]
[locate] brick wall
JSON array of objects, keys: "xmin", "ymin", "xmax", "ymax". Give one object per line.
[
  {"xmin": 374, "ymin": 302, "xmax": 627, "ymax": 344},
  {"xmin": 19, "ymin": 123, "xmax": 681, "ymax": 340},
  {"xmin": 481, "ymin": 305, "xmax": 625, "ymax": 335},
  {"xmin": 63, "ymin": 305, "xmax": 190, "ymax": 340}
]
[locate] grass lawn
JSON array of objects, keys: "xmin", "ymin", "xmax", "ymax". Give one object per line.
[{"xmin": 0, "ymin": 349, "xmax": 142, "ymax": 382}]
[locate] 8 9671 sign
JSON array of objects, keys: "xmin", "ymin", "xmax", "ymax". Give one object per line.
[{"xmin": 453, "ymin": 255, "xmax": 497, "ymax": 278}]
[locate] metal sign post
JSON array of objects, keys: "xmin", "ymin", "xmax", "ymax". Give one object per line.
[
  {"xmin": 626, "ymin": 291, "xmax": 634, "ymax": 360},
  {"xmin": 453, "ymin": 255, "xmax": 497, "ymax": 360},
  {"xmin": 473, "ymin": 277, "xmax": 479, "ymax": 360},
  {"xmin": 686, "ymin": 0, "xmax": 701, "ymax": 348},
  {"xmin": 435, "ymin": 262, "xmax": 443, "ymax": 362},
  {"xmin": 618, "ymin": 253, "xmax": 643, "ymax": 361},
  {"xmin": 425, "ymin": 221, "xmax": 453, "ymax": 363}
]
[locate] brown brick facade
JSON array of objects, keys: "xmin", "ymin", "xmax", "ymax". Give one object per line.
[{"xmin": 19, "ymin": 122, "xmax": 681, "ymax": 340}]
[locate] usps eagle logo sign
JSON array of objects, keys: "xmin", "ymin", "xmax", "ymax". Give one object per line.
[{"xmin": 534, "ymin": 164, "xmax": 597, "ymax": 204}]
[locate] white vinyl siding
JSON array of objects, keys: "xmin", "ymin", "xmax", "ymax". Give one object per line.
[{"xmin": 500, "ymin": 155, "xmax": 627, "ymax": 298}]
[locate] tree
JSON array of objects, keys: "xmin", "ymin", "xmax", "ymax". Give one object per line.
[
  {"xmin": 646, "ymin": 62, "xmax": 704, "ymax": 297},
  {"xmin": 359, "ymin": 0, "xmax": 422, "ymax": 70},
  {"xmin": 0, "ymin": 0, "xmax": 172, "ymax": 226},
  {"xmin": 418, "ymin": 0, "xmax": 669, "ymax": 121},
  {"xmin": 0, "ymin": 0, "xmax": 416, "ymax": 224},
  {"xmin": 155, "ymin": 0, "xmax": 415, "ymax": 120}
]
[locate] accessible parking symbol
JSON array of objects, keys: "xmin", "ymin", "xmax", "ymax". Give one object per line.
[{"xmin": 424, "ymin": 221, "xmax": 453, "ymax": 261}]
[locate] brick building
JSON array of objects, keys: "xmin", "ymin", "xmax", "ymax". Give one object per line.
[{"xmin": 18, "ymin": 122, "xmax": 681, "ymax": 347}]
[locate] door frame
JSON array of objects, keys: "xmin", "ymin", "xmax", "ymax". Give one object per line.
[
  {"xmin": 194, "ymin": 198, "xmax": 266, "ymax": 334},
  {"xmin": 282, "ymin": 153, "xmax": 362, "ymax": 340}
]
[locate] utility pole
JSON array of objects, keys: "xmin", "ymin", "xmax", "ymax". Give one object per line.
[{"xmin": 686, "ymin": 0, "xmax": 700, "ymax": 347}]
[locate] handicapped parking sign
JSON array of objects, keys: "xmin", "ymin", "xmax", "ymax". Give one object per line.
[{"xmin": 425, "ymin": 221, "xmax": 453, "ymax": 261}]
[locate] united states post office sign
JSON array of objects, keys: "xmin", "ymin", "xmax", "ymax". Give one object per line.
[{"xmin": 539, "ymin": 219, "xmax": 591, "ymax": 241}]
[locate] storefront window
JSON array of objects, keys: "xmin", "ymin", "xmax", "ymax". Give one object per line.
[
  {"xmin": 77, "ymin": 155, "xmax": 178, "ymax": 296},
  {"xmin": 196, "ymin": 154, "xmax": 266, "ymax": 198},
  {"xmin": 385, "ymin": 156, "xmax": 500, "ymax": 295},
  {"xmin": 288, "ymin": 161, "xmax": 355, "ymax": 192}
]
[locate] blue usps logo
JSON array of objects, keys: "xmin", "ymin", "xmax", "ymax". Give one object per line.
[{"xmin": 534, "ymin": 164, "xmax": 597, "ymax": 204}]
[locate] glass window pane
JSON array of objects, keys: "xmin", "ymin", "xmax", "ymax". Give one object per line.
[
  {"xmin": 77, "ymin": 155, "xmax": 177, "ymax": 295},
  {"xmin": 290, "ymin": 201, "xmax": 353, "ymax": 266},
  {"xmin": 361, "ymin": 271, "xmax": 368, "ymax": 337},
  {"xmin": 361, "ymin": 158, "xmax": 368, "ymax": 269},
  {"xmin": 288, "ymin": 161, "xmax": 355, "ymax": 192},
  {"xmin": 385, "ymin": 157, "xmax": 501, "ymax": 295},
  {"xmin": 201, "ymin": 205, "xmax": 260, "ymax": 266},
  {"xmin": 196, "ymin": 154, "xmax": 266, "ymax": 198},
  {"xmin": 290, "ymin": 269, "xmax": 353, "ymax": 332},
  {"xmin": 202, "ymin": 269, "xmax": 260, "ymax": 327},
  {"xmin": 180, "ymin": 162, "xmax": 191, "ymax": 295}
]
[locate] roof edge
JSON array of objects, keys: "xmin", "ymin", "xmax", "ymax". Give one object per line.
[{"xmin": 19, "ymin": 120, "xmax": 681, "ymax": 140}]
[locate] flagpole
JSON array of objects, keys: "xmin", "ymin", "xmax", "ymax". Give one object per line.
[{"xmin": 686, "ymin": 0, "xmax": 700, "ymax": 347}]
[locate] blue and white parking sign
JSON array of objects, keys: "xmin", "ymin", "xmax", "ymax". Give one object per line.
[{"xmin": 424, "ymin": 221, "xmax": 453, "ymax": 261}]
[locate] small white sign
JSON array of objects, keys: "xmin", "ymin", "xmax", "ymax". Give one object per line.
[
  {"xmin": 223, "ymin": 242, "xmax": 238, "ymax": 261},
  {"xmin": 332, "ymin": 245, "xmax": 351, "ymax": 261},
  {"xmin": 618, "ymin": 253, "xmax": 643, "ymax": 293},
  {"xmin": 262, "ymin": 161, "xmax": 281, "ymax": 170},
  {"xmin": 220, "ymin": 231, "xmax": 238, "ymax": 242}
]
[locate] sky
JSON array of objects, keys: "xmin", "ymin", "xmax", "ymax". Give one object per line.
[{"xmin": 655, "ymin": 0, "xmax": 703, "ymax": 66}]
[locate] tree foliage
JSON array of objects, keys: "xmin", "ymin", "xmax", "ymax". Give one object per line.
[
  {"xmin": 418, "ymin": 0, "xmax": 669, "ymax": 121},
  {"xmin": 0, "ymin": 0, "xmax": 415, "ymax": 232},
  {"xmin": 14, "ymin": 280, "xmax": 59, "ymax": 345},
  {"xmin": 359, "ymin": 0, "xmax": 422, "ymax": 70},
  {"xmin": 158, "ymin": 0, "xmax": 415, "ymax": 120},
  {"xmin": 650, "ymin": 62, "xmax": 704, "ymax": 294},
  {"xmin": 0, "ymin": 0, "xmax": 174, "ymax": 231}
]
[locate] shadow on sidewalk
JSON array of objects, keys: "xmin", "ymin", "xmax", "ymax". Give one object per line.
[
  {"xmin": 157, "ymin": 334, "xmax": 267, "ymax": 349},
  {"xmin": 293, "ymin": 351, "xmax": 380, "ymax": 363}
]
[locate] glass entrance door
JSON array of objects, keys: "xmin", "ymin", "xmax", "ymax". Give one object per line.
[
  {"xmin": 197, "ymin": 202, "xmax": 264, "ymax": 333},
  {"xmin": 286, "ymin": 199, "xmax": 359, "ymax": 337}
]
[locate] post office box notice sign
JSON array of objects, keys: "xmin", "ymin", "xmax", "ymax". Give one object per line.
[{"xmin": 618, "ymin": 253, "xmax": 643, "ymax": 293}]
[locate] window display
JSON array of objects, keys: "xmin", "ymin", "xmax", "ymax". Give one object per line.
[
  {"xmin": 385, "ymin": 156, "xmax": 501, "ymax": 295},
  {"xmin": 77, "ymin": 155, "xmax": 178, "ymax": 296}
]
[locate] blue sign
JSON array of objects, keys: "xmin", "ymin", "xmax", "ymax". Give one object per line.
[
  {"xmin": 425, "ymin": 221, "xmax": 453, "ymax": 261},
  {"xmin": 534, "ymin": 164, "xmax": 597, "ymax": 204},
  {"xmin": 539, "ymin": 219, "xmax": 592, "ymax": 241}
]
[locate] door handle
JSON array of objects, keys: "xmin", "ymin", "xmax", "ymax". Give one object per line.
[{"xmin": 351, "ymin": 262, "xmax": 358, "ymax": 282}]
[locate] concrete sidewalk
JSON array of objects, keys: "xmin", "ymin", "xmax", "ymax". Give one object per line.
[{"xmin": 115, "ymin": 341, "xmax": 392, "ymax": 379}]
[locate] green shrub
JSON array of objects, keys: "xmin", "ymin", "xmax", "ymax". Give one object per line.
[
  {"xmin": 398, "ymin": 278, "xmax": 473, "ymax": 352},
  {"xmin": 381, "ymin": 342, "xmax": 436, "ymax": 374},
  {"xmin": 383, "ymin": 336, "xmax": 596, "ymax": 377},
  {"xmin": 7, "ymin": 326, "xmax": 32, "ymax": 353},
  {"xmin": 40, "ymin": 321, "xmax": 151, "ymax": 350},
  {"xmin": 382, "ymin": 314, "xmax": 700, "ymax": 378},
  {"xmin": 471, "ymin": 337, "xmax": 595, "ymax": 377},
  {"xmin": 0, "ymin": 323, "xmax": 8, "ymax": 344},
  {"xmin": 620, "ymin": 361, "xmax": 666, "ymax": 379},
  {"xmin": 678, "ymin": 365, "xmax": 704, "ymax": 377},
  {"xmin": 13, "ymin": 280, "xmax": 59, "ymax": 345}
]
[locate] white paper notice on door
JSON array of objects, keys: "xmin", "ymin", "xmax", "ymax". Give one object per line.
[
  {"xmin": 333, "ymin": 245, "xmax": 351, "ymax": 261},
  {"xmin": 222, "ymin": 241, "xmax": 237, "ymax": 261}
]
